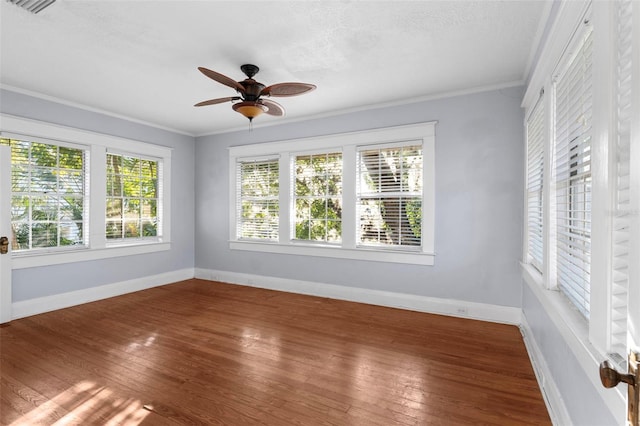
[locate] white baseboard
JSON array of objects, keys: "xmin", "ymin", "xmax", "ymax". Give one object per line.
[
  {"xmin": 11, "ymin": 267, "xmax": 194, "ymax": 320},
  {"xmin": 194, "ymin": 268, "xmax": 522, "ymax": 325},
  {"xmin": 520, "ymin": 316, "xmax": 571, "ymax": 426}
]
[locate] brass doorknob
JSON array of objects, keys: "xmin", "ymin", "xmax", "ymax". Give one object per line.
[
  {"xmin": 0, "ymin": 236, "xmax": 8, "ymax": 255},
  {"xmin": 601, "ymin": 353, "xmax": 639, "ymax": 426},
  {"xmin": 600, "ymin": 359, "xmax": 636, "ymax": 388}
]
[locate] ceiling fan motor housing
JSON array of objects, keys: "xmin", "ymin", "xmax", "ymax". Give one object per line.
[{"xmin": 240, "ymin": 80, "xmax": 265, "ymax": 101}]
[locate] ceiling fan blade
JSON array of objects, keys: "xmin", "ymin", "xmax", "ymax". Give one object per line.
[
  {"xmin": 198, "ymin": 67, "xmax": 245, "ymax": 93},
  {"xmin": 261, "ymin": 99, "xmax": 285, "ymax": 116},
  {"xmin": 194, "ymin": 96, "xmax": 240, "ymax": 107},
  {"xmin": 261, "ymin": 82, "xmax": 316, "ymax": 97}
]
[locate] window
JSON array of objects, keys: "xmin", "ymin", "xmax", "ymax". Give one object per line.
[
  {"xmin": 237, "ymin": 157, "xmax": 279, "ymax": 241},
  {"xmin": 521, "ymin": 1, "xmax": 640, "ymax": 398},
  {"xmin": 1, "ymin": 114, "xmax": 172, "ymax": 268},
  {"xmin": 106, "ymin": 153, "xmax": 160, "ymax": 240},
  {"xmin": 229, "ymin": 122, "xmax": 435, "ymax": 265},
  {"xmin": 525, "ymin": 99, "xmax": 545, "ymax": 272},
  {"xmin": 357, "ymin": 144, "xmax": 422, "ymax": 248},
  {"xmin": 553, "ymin": 23, "xmax": 593, "ymax": 318},
  {"xmin": 1, "ymin": 137, "xmax": 87, "ymax": 252},
  {"xmin": 294, "ymin": 152, "xmax": 342, "ymax": 243}
]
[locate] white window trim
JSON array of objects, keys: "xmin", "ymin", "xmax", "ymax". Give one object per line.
[
  {"xmin": 0, "ymin": 114, "xmax": 172, "ymax": 269},
  {"xmin": 228, "ymin": 122, "xmax": 436, "ymax": 266}
]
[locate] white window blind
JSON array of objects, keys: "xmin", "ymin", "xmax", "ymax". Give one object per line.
[
  {"xmin": 526, "ymin": 99, "xmax": 545, "ymax": 272},
  {"xmin": 106, "ymin": 153, "xmax": 161, "ymax": 240},
  {"xmin": 554, "ymin": 23, "xmax": 593, "ymax": 318},
  {"xmin": 609, "ymin": 0, "xmax": 633, "ymax": 356},
  {"xmin": 294, "ymin": 152, "xmax": 342, "ymax": 243},
  {"xmin": 1, "ymin": 137, "xmax": 87, "ymax": 251},
  {"xmin": 356, "ymin": 143, "xmax": 423, "ymax": 248},
  {"xmin": 237, "ymin": 157, "xmax": 279, "ymax": 241}
]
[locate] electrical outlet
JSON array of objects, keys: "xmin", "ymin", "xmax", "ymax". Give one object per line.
[{"xmin": 456, "ymin": 307, "xmax": 468, "ymax": 315}]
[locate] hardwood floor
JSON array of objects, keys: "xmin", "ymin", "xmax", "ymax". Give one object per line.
[{"xmin": 0, "ymin": 279, "xmax": 550, "ymax": 425}]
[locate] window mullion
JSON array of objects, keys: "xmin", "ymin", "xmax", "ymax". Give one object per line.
[
  {"xmin": 545, "ymin": 79, "xmax": 558, "ymax": 290},
  {"xmin": 90, "ymin": 145, "xmax": 107, "ymax": 249},
  {"xmin": 342, "ymin": 146, "xmax": 357, "ymax": 249},
  {"xmin": 421, "ymin": 133, "xmax": 435, "ymax": 255},
  {"xmin": 279, "ymin": 153, "xmax": 290, "ymax": 245}
]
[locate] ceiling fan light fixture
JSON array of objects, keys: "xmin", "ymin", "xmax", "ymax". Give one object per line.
[{"xmin": 232, "ymin": 101, "xmax": 268, "ymax": 122}]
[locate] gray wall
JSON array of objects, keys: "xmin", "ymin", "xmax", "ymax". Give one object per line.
[
  {"xmin": 1, "ymin": 89, "xmax": 196, "ymax": 301},
  {"xmin": 195, "ymin": 86, "xmax": 525, "ymax": 308}
]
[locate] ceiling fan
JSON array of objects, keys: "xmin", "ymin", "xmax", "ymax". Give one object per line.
[{"xmin": 194, "ymin": 64, "xmax": 316, "ymax": 124}]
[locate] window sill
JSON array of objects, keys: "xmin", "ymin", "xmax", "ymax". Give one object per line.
[
  {"xmin": 520, "ymin": 263, "xmax": 625, "ymax": 416},
  {"xmin": 230, "ymin": 240, "xmax": 435, "ymax": 265},
  {"xmin": 522, "ymin": 262, "xmax": 591, "ymax": 352},
  {"xmin": 12, "ymin": 242, "xmax": 171, "ymax": 269}
]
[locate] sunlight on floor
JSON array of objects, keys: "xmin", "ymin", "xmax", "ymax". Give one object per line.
[
  {"xmin": 237, "ymin": 326, "xmax": 283, "ymax": 394},
  {"xmin": 126, "ymin": 333, "xmax": 158, "ymax": 351},
  {"xmin": 352, "ymin": 347, "xmax": 427, "ymax": 407},
  {"xmin": 9, "ymin": 380, "xmax": 151, "ymax": 425}
]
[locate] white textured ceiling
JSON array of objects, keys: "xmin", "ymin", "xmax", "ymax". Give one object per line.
[{"xmin": 1, "ymin": 1, "xmax": 548, "ymax": 136}]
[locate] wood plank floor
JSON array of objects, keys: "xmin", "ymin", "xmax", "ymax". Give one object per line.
[{"xmin": 0, "ymin": 279, "xmax": 550, "ymax": 425}]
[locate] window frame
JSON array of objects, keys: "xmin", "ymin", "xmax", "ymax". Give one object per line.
[
  {"xmin": 0, "ymin": 114, "xmax": 172, "ymax": 269},
  {"xmin": 525, "ymin": 97, "xmax": 545, "ymax": 273},
  {"xmin": 292, "ymin": 149, "xmax": 343, "ymax": 245},
  {"xmin": 520, "ymin": 0, "xmax": 637, "ymax": 417},
  {"xmin": 228, "ymin": 122, "xmax": 436, "ymax": 266},
  {"xmin": 356, "ymin": 142, "xmax": 424, "ymax": 250},
  {"xmin": 552, "ymin": 21, "xmax": 594, "ymax": 319},
  {"xmin": 2, "ymin": 136, "xmax": 89, "ymax": 253},
  {"xmin": 236, "ymin": 155, "xmax": 280, "ymax": 242},
  {"xmin": 105, "ymin": 150, "xmax": 163, "ymax": 242}
]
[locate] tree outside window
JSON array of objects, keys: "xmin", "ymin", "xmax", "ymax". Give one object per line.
[
  {"xmin": 106, "ymin": 153, "xmax": 159, "ymax": 240},
  {"xmin": 1, "ymin": 138, "xmax": 85, "ymax": 251},
  {"xmin": 357, "ymin": 145, "xmax": 423, "ymax": 247},
  {"xmin": 294, "ymin": 152, "xmax": 342, "ymax": 243}
]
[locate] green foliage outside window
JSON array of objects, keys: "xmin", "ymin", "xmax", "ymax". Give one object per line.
[
  {"xmin": 294, "ymin": 153, "xmax": 342, "ymax": 242},
  {"xmin": 106, "ymin": 153, "xmax": 159, "ymax": 239},
  {"xmin": 1, "ymin": 138, "xmax": 85, "ymax": 251},
  {"xmin": 236, "ymin": 145, "xmax": 423, "ymax": 248},
  {"xmin": 358, "ymin": 146, "xmax": 422, "ymax": 247}
]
